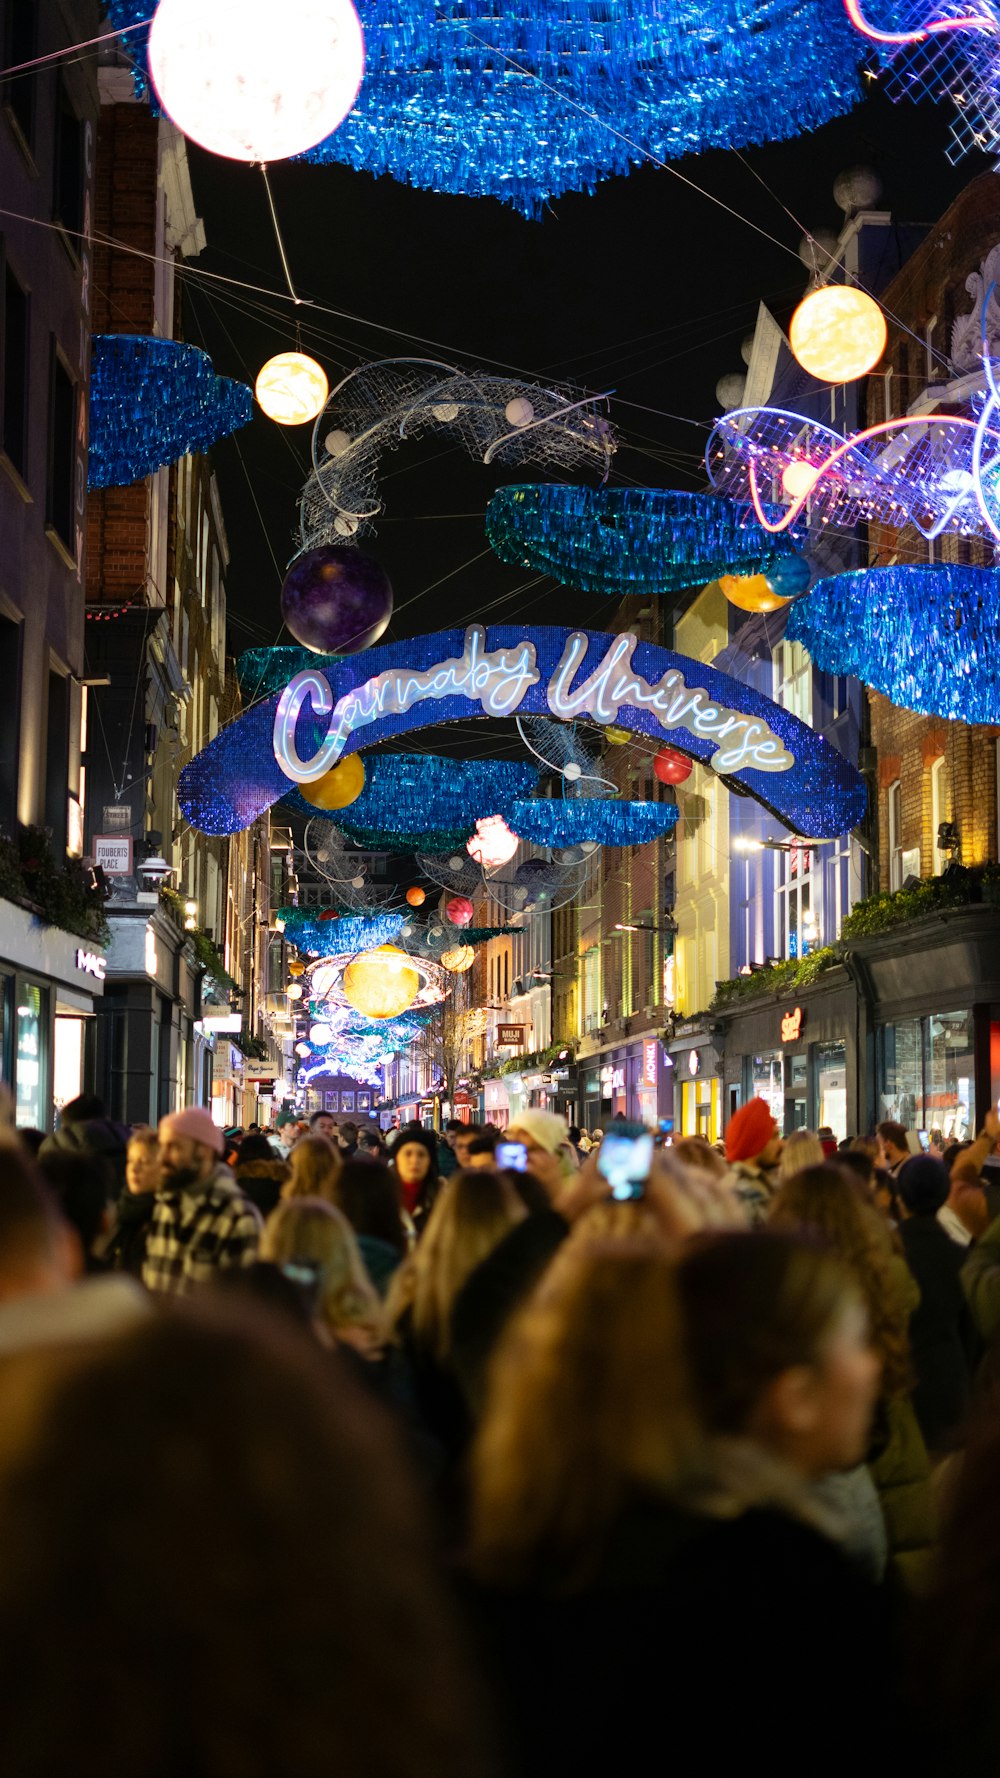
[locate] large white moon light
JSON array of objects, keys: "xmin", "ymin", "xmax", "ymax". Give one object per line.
[{"xmin": 148, "ymin": 0, "xmax": 366, "ymax": 164}]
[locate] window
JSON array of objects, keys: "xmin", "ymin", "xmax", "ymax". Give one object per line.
[
  {"xmin": 14, "ymin": 978, "xmax": 47, "ymax": 1130},
  {"xmin": 930, "ymin": 756, "xmax": 946, "ymax": 876},
  {"xmin": 0, "ymin": 615, "xmax": 21, "ymax": 831},
  {"xmin": 54, "ymin": 82, "xmax": 85, "ymax": 243},
  {"xmin": 773, "ymin": 640, "xmax": 813, "ymax": 726},
  {"xmin": 775, "ymin": 841, "xmax": 817, "ymax": 959},
  {"xmin": 2, "ymin": 262, "xmax": 29, "ymax": 477},
  {"xmin": 47, "ymin": 347, "xmax": 76, "ymax": 551},
  {"xmin": 44, "ymin": 671, "xmax": 70, "ymax": 850},
  {"xmin": 888, "ymin": 779, "xmax": 903, "ymax": 891},
  {"xmin": 3, "ymin": 3, "xmax": 35, "ymax": 150}
]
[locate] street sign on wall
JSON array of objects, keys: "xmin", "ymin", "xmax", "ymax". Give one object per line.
[
  {"xmin": 94, "ymin": 835, "xmax": 134, "ymax": 875},
  {"xmin": 498, "ymin": 1024, "xmax": 526, "ymax": 1046}
]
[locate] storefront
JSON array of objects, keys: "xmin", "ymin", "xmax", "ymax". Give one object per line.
[
  {"xmin": 95, "ymin": 905, "xmax": 210, "ymax": 1126},
  {"xmin": 717, "ymin": 968, "xmax": 858, "ymax": 1142},
  {"xmin": 667, "ymin": 1028, "xmax": 723, "ymax": 1142},
  {"xmin": 577, "ymin": 1036, "xmax": 674, "ymax": 1133},
  {"xmin": 483, "ymin": 1077, "xmax": 510, "ymax": 1129},
  {"xmin": 0, "ymin": 898, "xmax": 106, "ymax": 1130}
]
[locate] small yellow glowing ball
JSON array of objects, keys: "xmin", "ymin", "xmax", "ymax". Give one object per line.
[
  {"xmin": 781, "ymin": 459, "xmax": 822, "ymax": 501},
  {"xmin": 288, "ymin": 959, "xmax": 305, "ymax": 977},
  {"xmin": 789, "ymin": 286, "xmax": 887, "ymax": 385},
  {"xmin": 441, "ymin": 945, "xmax": 475, "ymax": 973},
  {"xmin": 287, "ymin": 983, "xmax": 304, "ymax": 1000},
  {"xmin": 342, "ymin": 945, "xmax": 419, "ymax": 1020},
  {"xmin": 255, "ymin": 352, "xmax": 329, "ymax": 425},
  {"xmin": 716, "ymin": 574, "xmax": 791, "ymax": 615},
  {"xmin": 305, "ymin": 754, "xmax": 366, "ymax": 810},
  {"xmin": 604, "ymin": 725, "xmax": 631, "ymax": 745}
]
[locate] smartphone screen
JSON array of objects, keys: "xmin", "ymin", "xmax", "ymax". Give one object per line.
[
  {"xmin": 598, "ymin": 1132, "xmax": 655, "ymax": 1201},
  {"xmin": 281, "ymin": 1259, "xmax": 323, "ymax": 1313},
  {"xmin": 496, "ymin": 1141, "xmax": 528, "ymax": 1172},
  {"xmin": 918, "ymin": 1130, "xmax": 930, "ymax": 1152}
]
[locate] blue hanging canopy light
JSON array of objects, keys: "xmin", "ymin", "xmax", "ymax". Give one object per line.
[
  {"xmin": 106, "ymin": 1, "xmax": 864, "ymax": 214},
  {"xmin": 88, "ymin": 335, "xmax": 252, "ymax": 489},
  {"xmin": 485, "ymin": 486, "xmax": 804, "ymax": 596},
  {"xmin": 786, "ymin": 565, "xmax": 1000, "ymax": 723},
  {"xmin": 510, "ymin": 797, "xmax": 680, "ymax": 847}
]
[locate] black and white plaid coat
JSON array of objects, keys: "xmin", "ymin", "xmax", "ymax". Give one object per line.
[{"xmin": 142, "ymin": 1167, "xmax": 262, "ymax": 1295}]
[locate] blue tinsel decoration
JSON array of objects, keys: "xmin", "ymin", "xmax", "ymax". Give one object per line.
[
  {"xmin": 785, "ymin": 565, "xmax": 1000, "ymax": 723},
  {"xmin": 238, "ymin": 647, "xmax": 342, "ymax": 701},
  {"xmin": 105, "ymin": 2, "xmax": 863, "ymax": 214},
  {"xmin": 288, "ymin": 753, "xmax": 539, "ymax": 842},
  {"xmin": 511, "ymin": 798, "xmax": 680, "ymax": 847},
  {"xmin": 88, "ymin": 336, "xmax": 252, "ymax": 489},
  {"xmin": 278, "ymin": 907, "xmax": 404, "ymax": 954},
  {"xmin": 334, "ymin": 823, "xmax": 476, "ymax": 854},
  {"xmin": 485, "ymin": 487, "xmax": 802, "ymax": 596}
]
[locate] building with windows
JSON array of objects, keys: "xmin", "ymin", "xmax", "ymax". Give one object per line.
[{"xmin": 0, "ymin": 1, "xmax": 108, "ymax": 1127}]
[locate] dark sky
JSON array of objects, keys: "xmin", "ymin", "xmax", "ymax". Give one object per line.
[{"xmin": 182, "ymin": 85, "xmax": 982, "ymax": 662}]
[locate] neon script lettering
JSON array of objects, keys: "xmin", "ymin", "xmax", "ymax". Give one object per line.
[
  {"xmin": 272, "ymin": 626, "xmax": 794, "ymax": 782},
  {"xmin": 781, "ymin": 1006, "xmax": 804, "ymax": 1043}
]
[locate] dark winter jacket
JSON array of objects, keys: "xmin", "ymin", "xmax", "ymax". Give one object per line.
[
  {"xmin": 234, "ymin": 1158, "xmax": 290, "ymax": 1220},
  {"xmin": 104, "ymin": 1189, "xmax": 157, "ymax": 1278},
  {"xmin": 356, "ymin": 1233, "xmax": 403, "ymax": 1298},
  {"xmin": 899, "ymin": 1214, "xmax": 977, "ymax": 1451},
  {"xmin": 40, "ymin": 1117, "xmax": 129, "ymax": 1198}
]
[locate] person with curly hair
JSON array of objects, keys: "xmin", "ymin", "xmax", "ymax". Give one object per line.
[{"xmin": 769, "ymin": 1164, "xmax": 935, "ymax": 1590}]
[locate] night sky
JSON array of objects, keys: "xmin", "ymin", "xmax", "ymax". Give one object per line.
[{"xmin": 181, "ymin": 85, "xmax": 983, "ymax": 670}]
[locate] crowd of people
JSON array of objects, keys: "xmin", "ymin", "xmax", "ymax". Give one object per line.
[{"xmin": 2, "ymin": 1090, "xmax": 1000, "ymax": 1771}]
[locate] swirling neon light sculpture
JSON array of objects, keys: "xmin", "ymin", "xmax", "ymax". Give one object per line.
[{"xmin": 843, "ymin": 0, "xmax": 1000, "ymax": 165}]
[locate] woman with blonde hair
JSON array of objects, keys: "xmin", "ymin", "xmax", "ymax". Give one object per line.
[
  {"xmin": 776, "ymin": 1128, "xmax": 825, "ymax": 1184},
  {"xmin": 282, "ymin": 1132, "xmax": 342, "ymax": 1204},
  {"xmin": 261, "ymin": 1196, "xmax": 383, "ymax": 1358}
]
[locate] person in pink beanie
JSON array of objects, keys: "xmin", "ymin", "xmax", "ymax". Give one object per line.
[
  {"xmin": 722, "ymin": 1097, "xmax": 783, "ymax": 1225},
  {"xmin": 142, "ymin": 1108, "xmax": 261, "ymax": 1295}
]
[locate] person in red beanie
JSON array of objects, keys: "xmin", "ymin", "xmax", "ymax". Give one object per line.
[
  {"xmin": 722, "ymin": 1097, "xmax": 783, "ymax": 1224},
  {"xmin": 142, "ymin": 1108, "xmax": 262, "ymax": 1295}
]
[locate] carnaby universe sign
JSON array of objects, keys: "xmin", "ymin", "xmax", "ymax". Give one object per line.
[{"xmin": 178, "ymin": 625, "xmax": 866, "ymax": 839}]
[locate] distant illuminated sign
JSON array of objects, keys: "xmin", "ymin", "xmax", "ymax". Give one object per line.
[
  {"xmin": 643, "ymin": 1038, "xmax": 658, "ymax": 1087},
  {"xmin": 75, "ymin": 947, "xmax": 106, "ymax": 981},
  {"xmin": 498, "ymin": 1024, "xmax": 526, "ymax": 1046},
  {"xmin": 781, "ymin": 1006, "xmax": 805, "ymax": 1043},
  {"xmin": 688, "ymin": 1049, "xmax": 701, "ymax": 1077}
]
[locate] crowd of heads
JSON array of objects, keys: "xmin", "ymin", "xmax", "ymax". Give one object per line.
[{"xmin": 0, "ymin": 1086, "xmax": 999, "ymax": 1771}]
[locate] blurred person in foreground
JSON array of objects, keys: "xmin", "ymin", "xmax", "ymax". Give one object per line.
[
  {"xmin": 775, "ymin": 1128, "xmax": 825, "ymax": 1184},
  {"xmin": 261, "ymin": 1196, "xmax": 386, "ymax": 1364},
  {"xmin": 104, "ymin": 1127, "xmax": 162, "ymax": 1278},
  {"xmin": 39, "ymin": 1093, "xmax": 129, "ymax": 1197},
  {"xmin": 333, "ymin": 1159, "xmax": 409, "ymax": 1296},
  {"xmin": 894, "ymin": 1155, "xmax": 978, "ymax": 1457},
  {"xmin": 721, "ymin": 1096, "xmax": 783, "ymax": 1223},
  {"xmin": 233, "ymin": 1132, "xmax": 291, "ymax": 1220},
  {"xmin": 143, "ymin": 1109, "xmax": 261, "ymax": 1296},
  {"xmin": 467, "ymin": 1233, "xmax": 889, "ymax": 1777},
  {"xmin": 36, "ymin": 1149, "xmax": 111, "ymax": 1276},
  {"xmin": 0, "ymin": 1300, "xmax": 492, "ymax": 1778},
  {"xmin": 282, "ymin": 1132, "xmax": 342, "ymax": 1204}
]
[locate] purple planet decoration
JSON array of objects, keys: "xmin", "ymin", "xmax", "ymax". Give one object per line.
[{"xmin": 280, "ymin": 545, "xmax": 394, "ymax": 655}]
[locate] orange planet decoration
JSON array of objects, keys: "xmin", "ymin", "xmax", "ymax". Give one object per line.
[
  {"xmin": 342, "ymin": 944, "xmax": 419, "ymax": 1020},
  {"xmin": 441, "ymin": 945, "xmax": 475, "ymax": 973},
  {"xmin": 717, "ymin": 573, "xmax": 791, "ymax": 614},
  {"xmin": 304, "ymin": 753, "xmax": 366, "ymax": 810},
  {"xmin": 789, "ymin": 286, "xmax": 887, "ymax": 385},
  {"xmin": 405, "ymin": 886, "xmax": 426, "ymax": 907},
  {"xmin": 653, "ymin": 747, "xmax": 693, "ymax": 786},
  {"xmin": 288, "ymin": 958, "xmax": 306, "ymax": 976}
]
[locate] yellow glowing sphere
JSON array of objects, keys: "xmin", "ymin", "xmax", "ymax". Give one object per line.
[
  {"xmin": 781, "ymin": 459, "xmax": 822, "ymax": 501},
  {"xmin": 789, "ymin": 286, "xmax": 887, "ymax": 385},
  {"xmin": 440, "ymin": 945, "xmax": 475, "ymax": 973},
  {"xmin": 255, "ymin": 352, "xmax": 330, "ymax": 425},
  {"xmin": 604, "ymin": 725, "xmax": 631, "ymax": 745},
  {"xmin": 305, "ymin": 753, "xmax": 366, "ymax": 810},
  {"xmin": 342, "ymin": 945, "xmax": 420, "ymax": 1020},
  {"xmin": 716, "ymin": 574, "xmax": 791, "ymax": 614},
  {"xmin": 288, "ymin": 959, "xmax": 305, "ymax": 977}
]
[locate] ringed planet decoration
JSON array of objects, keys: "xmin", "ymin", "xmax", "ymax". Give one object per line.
[
  {"xmin": 788, "ymin": 286, "xmax": 888, "ymax": 384},
  {"xmin": 147, "ymin": 0, "xmax": 365, "ymax": 164},
  {"xmin": 281, "ymin": 546, "xmax": 394, "ymax": 655},
  {"xmin": 342, "ymin": 945, "xmax": 421, "ymax": 1021},
  {"xmin": 88, "ymin": 336, "xmax": 251, "ymax": 489},
  {"xmin": 179, "ymin": 623, "xmax": 867, "ymax": 840},
  {"xmin": 257, "ymin": 353, "xmax": 330, "ymax": 427},
  {"xmin": 716, "ymin": 574, "xmax": 792, "ymax": 615}
]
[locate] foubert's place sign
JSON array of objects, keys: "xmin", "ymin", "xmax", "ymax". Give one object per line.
[
  {"xmin": 178, "ymin": 623, "xmax": 867, "ymax": 840},
  {"xmin": 273, "ymin": 626, "xmax": 794, "ymax": 783}
]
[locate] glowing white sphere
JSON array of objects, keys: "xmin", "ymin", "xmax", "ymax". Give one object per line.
[
  {"xmin": 563, "ymin": 761, "xmax": 583, "ymax": 782},
  {"xmin": 287, "ymin": 983, "xmax": 304, "ymax": 1000},
  {"xmin": 256, "ymin": 352, "xmax": 329, "ymax": 426},
  {"xmin": 325, "ymin": 428, "xmax": 352, "ymax": 456},
  {"xmin": 309, "ymin": 1021, "xmax": 333, "ymax": 1044},
  {"xmin": 781, "ymin": 459, "xmax": 822, "ymax": 501},
  {"xmin": 505, "ymin": 397, "xmax": 534, "ymax": 428},
  {"xmin": 467, "ymin": 815, "xmax": 520, "ymax": 868},
  {"xmin": 148, "ymin": 0, "xmax": 365, "ymax": 164}
]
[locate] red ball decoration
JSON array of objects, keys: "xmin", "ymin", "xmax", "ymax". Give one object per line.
[
  {"xmin": 653, "ymin": 747, "xmax": 693, "ymax": 786},
  {"xmin": 445, "ymin": 894, "xmax": 474, "ymax": 927},
  {"xmin": 405, "ymin": 886, "xmax": 426, "ymax": 907}
]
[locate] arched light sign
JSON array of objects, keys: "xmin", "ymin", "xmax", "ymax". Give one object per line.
[{"xmin": 178, "ymin": 625, "xmax": 866, "ymax": 839}]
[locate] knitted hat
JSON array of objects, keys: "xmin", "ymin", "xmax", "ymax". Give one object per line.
[
  {"xmin": 897, "ymin": 1154, "xmax": 949, "ymax": 1216},
  {"xmin": 506, "ymin": 1109, "xmax": 571, "ymax": 1156},
  {"xmin": 159, "ymin": 1107, "xmax": 225, "ymax": 1156},
  {"xmin": 724, "ymin": 1096, "xmax": 778, "ymax": 1164}
]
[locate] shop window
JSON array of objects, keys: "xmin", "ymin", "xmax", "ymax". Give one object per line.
[
  {"xmin": 2, "ymin": 260, "xmax": 29, "ymax": 478},
  {"xmin": 925, "ymin": 1011, "xmax": 975, "ymax": 1143},
  {"xmin": 0, "ymin": 614, "xmax": 22, "ymax": 832},
  {"xmin": 773, "ymin": 640, "xmax": 812, "ymax": 727},
  {"xmin": 53, "ymin": 81, "xmax": 85, "ymax": 244},
  {"xmin": 14, "ymin": 978, "xmax": 46, "ymax": 1130},
  {"xmin": 750, "ymin": 1052, "xmax": 784, "ymax": 1126},
  {"xmin": 46, "ymin": 346, "xmax": 76, "ymax": 552},
  {"xmin": 3, "ymin": 2, "xmax": 35, "ymax": 150},
  {"xmin": 930, "ymin": 756, "xmax": 946, "ymax": 876},
  {"xmin": 887, "ymin": 779, "xmax": 903, "ymax": 891},
  {"xmin": 816, "ymin": 1041, "xmax": 847, "ymax": 1142},
  {"xmin": 53, "ymin": 1016, "xmax": 84, "ymax": 1115}
]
